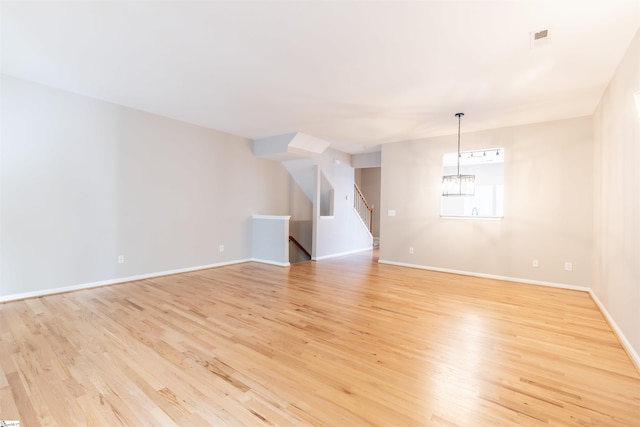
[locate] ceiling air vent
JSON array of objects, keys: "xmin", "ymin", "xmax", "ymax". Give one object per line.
[{"xmin": 530, "ymin": 29, "xmax": 549, "ymax": 48}]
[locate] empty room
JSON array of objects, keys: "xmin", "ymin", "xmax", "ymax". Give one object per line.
[{"xmin": 1, "ymin": 1, "xmax": 639, "ymax": 426}]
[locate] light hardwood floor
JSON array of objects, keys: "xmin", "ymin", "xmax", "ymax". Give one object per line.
[{"xmin": 1, "ymin": 251, "xmax": 638, "ymax": 426}]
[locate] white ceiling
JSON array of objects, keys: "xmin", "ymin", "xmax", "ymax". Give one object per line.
[{"xmin": 2, "ymin": 1, "xmax": 639, "ymax": 154}]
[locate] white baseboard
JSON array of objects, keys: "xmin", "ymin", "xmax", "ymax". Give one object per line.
[
  {"xmin": 588, "ymin": 290, "xmax": 640, "ymax": 370},
  {"xmin": 250, "ymin": 258, "xmax": 290, "ymax": 267},
  {"xmin": 378, "ymin": 259, "xmax": 589, "ymax": 291},
  {"xmin": 0, "ymin": 259, "xmax": 252, "ymax": 303},
  {"xmin": 313, "ymin": 246, "xmax": 373, "ymax": 261},
  {"xmin": 5, "ymin": 254, "xmax": 636, "ymax": 371},
  {"xmin": 378, "ymin": 258, "xmax": 639, "ymax": 370}
]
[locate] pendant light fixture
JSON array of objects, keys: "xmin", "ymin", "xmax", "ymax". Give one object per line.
[{"xmin": 442, "ymin": 113, "xmax": 475, "ymax": 196}]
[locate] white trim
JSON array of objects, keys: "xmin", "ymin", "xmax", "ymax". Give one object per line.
[
  {"xmin": 377, "ymin": 259, "xmax": 589, "ymax": 291},
  {"xmin": 0, "ymin": 259, "xmax": 252, "ymax": 303},
  {"xmin": 377, "ymin": 258, "xmax": 639, "ymax": 369},
  {"xmin": 250, "ymin": 258, "xmax": 290, "ymax": 267},
  {"xmin": 0, "ymin": 257, "xmax": 304, "ymax": 303},
  {"xmin": 251, "ymin": 215, "xmax": 291, "ymax": 220},
  {"xmin": 3, "ymin": 253, "xmax": 636, "ymax": 370},
  {"xmin": 313, "ymin": 246, "xmax": 372, "ymax": 261},
  {"xmin": 440, "ymin": 216, "xmax": 504, "ymax": 221},
  {"xmin": 588, "ymin": 290, "xmax": 640, "ymax": 370}
]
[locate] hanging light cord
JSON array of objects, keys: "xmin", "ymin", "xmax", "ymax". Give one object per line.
[{"xmin": 456, "ymin": 112, "xmax": 464, "ymax": 176}]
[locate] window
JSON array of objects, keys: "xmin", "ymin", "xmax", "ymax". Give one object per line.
[{"xmin": 441, "ymin": 148, "xmax": 504, "ymax": 218}]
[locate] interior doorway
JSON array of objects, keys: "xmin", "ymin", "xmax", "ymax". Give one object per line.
[{"xmin": 354, "ymin": 166, "xmax": 381, "ymax": 247}]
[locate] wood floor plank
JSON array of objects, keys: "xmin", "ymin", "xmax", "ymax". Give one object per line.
[{"xmin": 1, "ymin": 250, "xmax": 638, "ymax": 426}]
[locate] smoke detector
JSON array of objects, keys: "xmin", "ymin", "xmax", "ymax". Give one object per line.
[{"xmin": 530, "ymin": 29, "xmax": 549, "ymax": 48}]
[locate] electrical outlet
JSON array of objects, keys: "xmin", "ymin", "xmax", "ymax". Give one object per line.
[
  {"xmin": 219, "ymin": 245, "xmax": 225, "ymax": 253},
  {"xmin": 118, "ymin": 255, "xmax": 125, "ymax": 264},
  {"xmin": 532, "ymin": 259, "xmax": 539, "ymax": 268},
  {"xmin": 388, "ymin": 210, "xmax": 396, "ymax": 217},
  {"xmin": 409, "ymin": 247, "xmax": 414, "ymax": 254},
  {"xmin": 564, "ymin": 262, "xmax": 573, "ymax": 271}
]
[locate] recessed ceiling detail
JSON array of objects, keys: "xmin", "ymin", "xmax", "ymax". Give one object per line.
[{"xmin": 253, "ymin": 133, "xmax": 330, "ymax": 161}]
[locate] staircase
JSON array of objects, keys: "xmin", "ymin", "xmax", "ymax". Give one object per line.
[
  {"xmin": 252, "ymin": 132, "xmax": 373, "ymax": 261},
  {"xmin": 289, "ymin": 235, "xmax": 312, "ymax": 264},
  {"xmin": 353, "ymin": 183, "xmax": 373, "ymax": 233}
]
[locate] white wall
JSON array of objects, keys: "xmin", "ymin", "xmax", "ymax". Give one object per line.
[
  {"xmin": 314, "ymin": 149, "xmax": 372, "ymax": 259},
  {"xmin": 288, "ymin": 176, "xmax": 313, "ymax": 256},
  {"xmin": 251, "ymin": 215, "xmax": 290, "ymax": 266},
  {"xmin": 352, "ymin": 152, "xmax": 381, "ymax": 169},
  {"xmin": 282, "ymin": 157, "xmax": 315, "ymax": 255},
  {"xmin": 0, "ymin": 75, "xmax": 290, "ymax": 297},
  {"xmin": 593, "ymin": 28, "xmax": 640, "ymax": 360},
  {"xmin": 380, "ymin": 116, "xmax": 593, "ymax": 287}
]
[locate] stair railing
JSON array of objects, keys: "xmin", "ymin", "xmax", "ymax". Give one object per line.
[
  {"xmin": 353, "ymin": 183, "xmax": 373, "ymax": 233},
  {"xmin": 289, "ymin": 235, "xmax": 311, "ymax": 259}
]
